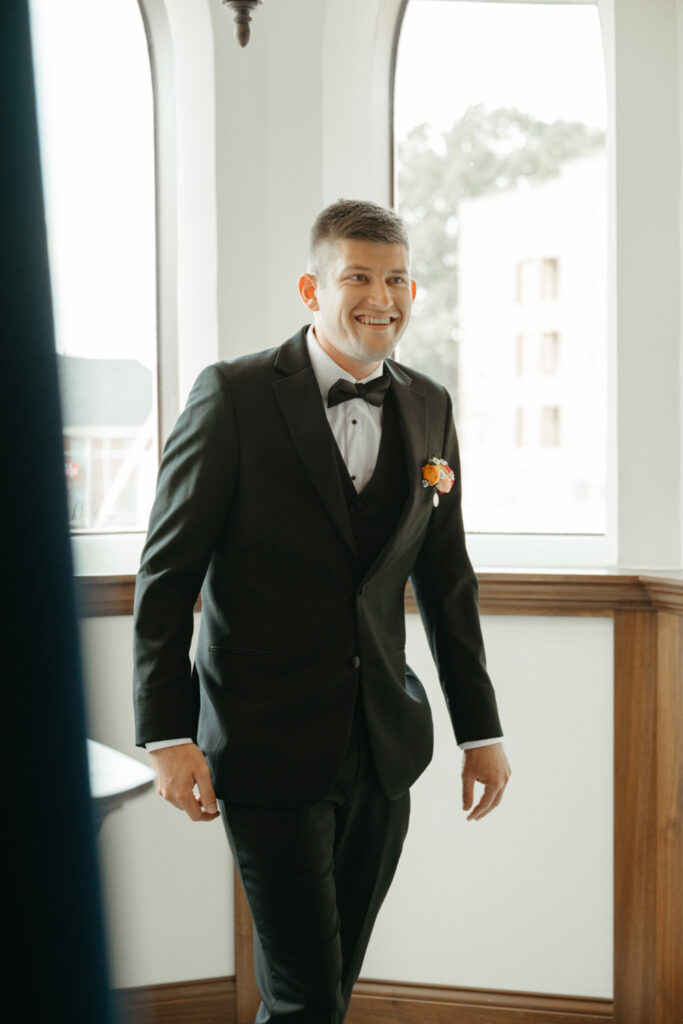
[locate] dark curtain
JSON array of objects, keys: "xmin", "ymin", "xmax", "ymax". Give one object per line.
[{"xmin": 1, "ymin": 2, "xmax": 115, "ymax": 1020}]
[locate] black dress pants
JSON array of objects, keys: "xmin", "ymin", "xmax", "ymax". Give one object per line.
[{"xmin": 219, "ymin": 709, "xmax": 411, "ymax": 1024}]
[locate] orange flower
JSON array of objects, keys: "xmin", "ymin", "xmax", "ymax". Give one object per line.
[
  {"xmin": 422, "ymin": 464, "xmax": 440, "ymax": 486},
  {"xmin": 422, "ymin": 456, "xmax": 455, "ymax": 500}
]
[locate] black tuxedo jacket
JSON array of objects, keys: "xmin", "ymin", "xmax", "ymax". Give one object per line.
[{"xmin": 133, "ymin": 327, "xmax": 502, "ymax": 807}]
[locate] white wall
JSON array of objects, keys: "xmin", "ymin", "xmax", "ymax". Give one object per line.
[
  {"xmin": 608, "ymin": 0, "xmax": 682, "ymax": 567},
  {"xmin": 82, "ymin": 615, "xmax": 234, "ymax": 988},
  {"xmin": 362, "ymin": 614, "xmax": 614, "ymax": 998}
]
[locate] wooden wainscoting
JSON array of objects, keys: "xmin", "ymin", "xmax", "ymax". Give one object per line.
[
  {"xmin": 347, "ymin": 980, "xmax": 612, "ymax": 1024},
  {"xmin": 116, "ymin": 974, "xmax": 612, "ymax": 1024},
  {"xmin": 79, "ymin": 571, "xmax": 683, "ymax": 1024},
  {"xmin": 116, "ymin": 976, "xmax": 237, "ymax": 1023}
]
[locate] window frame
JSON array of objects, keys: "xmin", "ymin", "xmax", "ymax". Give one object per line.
[
  {"xmin": 31, "ymin": 0, "xmax": 162, "ymax": 543},
  {"xmin": 37, "ymin": 0, "xmax": 221, "ymax": 573}
]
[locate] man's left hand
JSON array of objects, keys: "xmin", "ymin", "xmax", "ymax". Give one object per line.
[{"xmin": 461, "ymin": 743, "xmax": 511, "ymax": 821}]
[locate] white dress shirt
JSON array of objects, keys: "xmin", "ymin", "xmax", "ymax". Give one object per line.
[
  {"xmin": 146, "ymin": 327, "xmax": 501, "ymax": 752},
  {"xmin": 305, "ymin": 327, "xmax": 385, "ymax": 493}
]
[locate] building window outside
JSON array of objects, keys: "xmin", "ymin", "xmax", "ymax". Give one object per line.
[
  {"xmin": 30, "ymin": 0, "xmax": 157, "ymax": 533},
  {"xmin": 395, "ymin": 0, "xmax": 607, "ymax": 535},
  {"xmin": 540, "ymin": 257, "xmax": 560, "ymax": 301},
  {"xmin": 540, "ymin": 406, "xmax": 561, "ymax": 447},
  {"xmin": 541, "ymin": 332, "xmax": 561, "ymax": 374}
]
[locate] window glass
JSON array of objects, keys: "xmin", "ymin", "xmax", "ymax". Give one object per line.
[
  {"xmin": 30, "ymin": 0, "xmax": 157, "ymax": 532},
  {"xmin": 395, "ymin": 0, "xmax": 607, "ymax": 534}
]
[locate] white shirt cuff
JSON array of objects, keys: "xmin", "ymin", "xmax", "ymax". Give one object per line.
[
  {"xmin": 458, "ymin": 736, "xmax": 504, "ymax": 751},
  {"xmin": 145, "ymin": 737, "xmax": 193, "ymax": 752}
]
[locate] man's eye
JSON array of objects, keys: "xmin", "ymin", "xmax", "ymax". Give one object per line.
[{"xmin": 390, "ymin": 277, "xmax": 407, "ymax": 285}]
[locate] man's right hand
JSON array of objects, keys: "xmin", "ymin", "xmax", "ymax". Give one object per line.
[{"xmin": 150, "ymin": 743, "xmax": 220, "ymax": 822}]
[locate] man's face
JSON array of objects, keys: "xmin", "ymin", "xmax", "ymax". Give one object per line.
[{"xmin": 298, "ymin": 238, "xmax": 417, "ymax": 377}]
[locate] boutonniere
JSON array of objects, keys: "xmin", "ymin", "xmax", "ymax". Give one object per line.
[{"xmin": 421, "ymin": 456, "xmax": 455, "ymax": 507}]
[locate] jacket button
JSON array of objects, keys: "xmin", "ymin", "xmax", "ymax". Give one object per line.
[{"xmin": 351, "ymin": 656, "xmax": 361, "ymax": 669}]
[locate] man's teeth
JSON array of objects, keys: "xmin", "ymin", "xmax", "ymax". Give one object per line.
[{"xmin": 357, "ymin": 316, "xmax": 394, "ymax": 325}]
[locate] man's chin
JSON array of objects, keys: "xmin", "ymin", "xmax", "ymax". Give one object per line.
[
  {"xmin": 350, "ymin": 333, "xmax": 400, "ymax": 363},
  {"xmin": 320, "ymin": 329, "xmax": 400, "ymax": 372}
]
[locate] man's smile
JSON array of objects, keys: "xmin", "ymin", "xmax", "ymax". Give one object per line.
[{"xmin": 354, "ymin": 315, "xmax": 398, "ymax": 326}]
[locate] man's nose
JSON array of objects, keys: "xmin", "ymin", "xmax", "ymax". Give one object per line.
[{"xmin": 367, "ymin": 280, "xmax": 391, "ymax": 307}]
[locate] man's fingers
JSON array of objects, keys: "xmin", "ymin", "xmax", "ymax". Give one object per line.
[
  {"xmin": 181, "ymin": 790, "xmax": 208, "ymax": 821},
  {"xmin": 191, "ymin": 792, "xmax": 221, "ymax": 820},
  {"xmin": 462, "ymin": 773, "xmax": 475, "ymax": 812},
  {"xmin": 466, "ymin": 776, "xmax": 509, "ymax": 821},
  {"xmin": 194, "ymin": 764, "xmax": 219, "ymax": 816},
  {"xmin": 467, "ymin": 782, "xmax": 499, "ymax": 821}
]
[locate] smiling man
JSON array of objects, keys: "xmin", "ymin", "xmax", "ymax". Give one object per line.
[
  {"xmin": 134, "ymin": 199, "xmax": 509, "ymax": 1024},
  {"xmin": 298, "ymin": 233, "xmax": 416, "ymax": 374}
]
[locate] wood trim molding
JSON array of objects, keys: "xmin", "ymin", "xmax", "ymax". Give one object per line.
[
  {"xmin": 639, "ymin": 574, "xmax": 683, "ymax": 614},
  {"xmin": 76, "ymin": 574, "xmax": 137, "ymax": 617},
  {"xmin": 234, "ymin": 872, "xmax": 260, "ymax": 1024},
  {"xmin": 613, "ymin": 610, "xmax": 683, "ymax": 1023},
  {"xmin": 114, "ymin": 974, "xmax": 612, "ymax": 1024},
  {"xmin": 116, "ymin": 975, "xmax": 236, "ymax": 1023},
  {"xmin": 75, "ymin": 570, "xmax": 683, "ymax": 618},
  {"xmin": 613, "ymin": 610, "xmax": 658, "ymax": 1022},
  {"xmin": 654, "ymin": 614, "xmax": 683, "ymax": 1020},
  {"xmin": 404, "ymin": 572, "xmax": 653, "ymax": 617},
  {"xmin": 475, "ymin": 572, "xmax": 652, "ymax": 616},
  {"xmin": 349, "ymin": 979, "xmax": 612, "ymax": 1024},
  {"xmin": 75, "ymin": 574, "xmax": 201, "ymax": 618}
]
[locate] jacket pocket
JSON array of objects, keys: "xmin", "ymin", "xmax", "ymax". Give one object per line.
[{"xmin": 208, "ymin": 644, "xmax": 286, "ymax": 657}]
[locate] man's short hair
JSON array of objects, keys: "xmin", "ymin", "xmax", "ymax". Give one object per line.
[{"xmin": 309, "ymin": 199, "xmax": 410, "ymax": 282}]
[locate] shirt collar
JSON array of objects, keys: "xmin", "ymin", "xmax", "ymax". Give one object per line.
[{"xmin": 305, "ymin": 325, "xmax": 385, "ymax": 402}]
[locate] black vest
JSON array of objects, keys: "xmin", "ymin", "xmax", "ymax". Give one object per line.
[{"xmin": 333, "ymin": 391, "xmax": 409, "ymax": 581}]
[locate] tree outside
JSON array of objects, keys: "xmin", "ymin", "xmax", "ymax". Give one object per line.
[{"xmin": 397, "ymin": 104, "xmax": 605, "ymax": 418}]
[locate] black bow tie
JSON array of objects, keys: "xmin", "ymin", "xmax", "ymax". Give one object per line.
[{"xmin": 327, "ymin": 373, "xmax": 391, "ymax": 409}]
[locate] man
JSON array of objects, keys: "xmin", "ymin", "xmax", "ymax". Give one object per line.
[{"xmin": 134, "ymin": 199, "xmax": 510, "ymax": 1023}]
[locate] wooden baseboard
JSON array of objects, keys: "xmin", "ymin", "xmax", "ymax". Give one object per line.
[
  {"xmin": 115, "ymin": 976, "xmax": 236, "ymax": 1024},
  {"xmin": 114, "ymin": 975, "xmax": 611, "ymax": 1024},
  {"xmin": 349, "ymin": 979, "xmax": 612, "ymax": 1023}
]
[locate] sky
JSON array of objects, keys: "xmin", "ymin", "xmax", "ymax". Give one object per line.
[{"xmin": 395, "ymin": 1, "xmax": 606, "ymax": 140}]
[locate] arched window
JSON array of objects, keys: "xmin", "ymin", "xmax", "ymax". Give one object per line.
[
  {"xmin": 30, "ymin": 0, "xmax": 157, "ymax": 534},
  {"xmin": 395, "ymin": 0, "xmax": 608, "ymax": 546}
]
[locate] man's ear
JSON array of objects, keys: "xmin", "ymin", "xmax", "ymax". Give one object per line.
[
  {"xmin": 411, "ymin": 279, "xmax": 417, "ymax": 301},
  {"xmin": 298, "ymin": 273, "xmax": 319, "ymax": 311}
]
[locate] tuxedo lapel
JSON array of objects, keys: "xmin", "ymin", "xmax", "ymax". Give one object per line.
[
  {"xmin": 360, "ymin": 360, "xmax": 429, "ymax": 583},
  {"xmin": 387, "ymin": 360, "xmax": 428, "ymax": 493},
  {"xmin": 273, "ymin": 331, "xmax": 356, "ymax": 554}
]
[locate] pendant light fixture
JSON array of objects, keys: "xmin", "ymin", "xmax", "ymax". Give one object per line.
[{"xmin": 221, "ymin": 1, "xmax": 264, "ymax": 48}]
